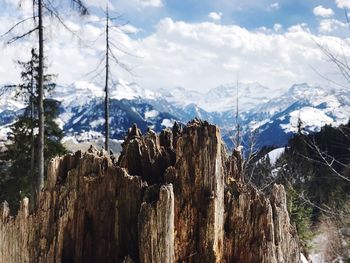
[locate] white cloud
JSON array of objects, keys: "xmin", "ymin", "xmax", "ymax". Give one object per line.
[
  {"xmin": 273, "ymin": 23, "xmax": 282, "ymax": 32},
  {"xmin": 208, "ymin": 12, "xmax": 222, "ymax": 21},
  {"xmin": 313, "ymin": 5, "xmax": 334, "ymax": 18},
  {"xmin": 268, "ymin": 2, "xmax": 280, "ymax": 11},
  {"xmin": 139, "ymin": 0, "xmax": 163, "ymax": 8},
  {"xmin": 1, "ymin": 15, "xmax": 350, "ymax": 96},
  {"xmin": 130, "ymin": 18, "xmax": 350, "ymax": 93},
  {"xmin": 335, "ymin": 0, "xmax": 350, "ymax": 9},
  {"xmin": 319, "ymin": 19, "xmax": 346, "ymax": 32}
]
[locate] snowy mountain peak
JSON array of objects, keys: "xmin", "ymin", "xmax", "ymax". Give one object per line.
[
  {"xmin": 156, "ymin": 82, "xmax": 276, "ymax": 113},
  {"xmin": 243, "ymin": 83, "xmax": 350, "ymax": 147},
  {"xmin": 201, "ymin": 82, "xmax": 273, "ymax": 112},
  {"xmin": 53, "ymin": 80, "xmax": 159, "ymax": 109},
  {"xmin": 286, "ymin": 83, "xmax": 327, "ymax": 99},
  {"xmin": 111, "ymin": 79, "xmax": 158, "ymax": 101}
]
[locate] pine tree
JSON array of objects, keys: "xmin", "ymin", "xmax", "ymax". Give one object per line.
[
  {"xmin": 250, "ymin": 154, "xmax": 273, "ymax": 190},
  {"xmin": 0, "ymin": 49, "xmax": 65, "ymax": 212},
  {"xmin": 3, "ymin": 0, "xmax": 88, "ymax": 207},
  {"xmin": 286, "ymin": 186, "xmax": 313, "ymax": 250}
]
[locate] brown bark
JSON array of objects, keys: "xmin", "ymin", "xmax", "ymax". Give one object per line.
[{"xmin": 0, "ymin": 120, "xmax": 301, "ymax": 263}]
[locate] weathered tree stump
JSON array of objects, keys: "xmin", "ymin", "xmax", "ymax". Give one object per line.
[{"xmin": 0, "ymin": 120, "xmax": 301, "ymax": 263}]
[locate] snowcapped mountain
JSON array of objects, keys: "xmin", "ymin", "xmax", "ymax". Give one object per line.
[
  {"xmin": 158, "ymin": 82, "xmax": 275, "ymax": 112},
  {"xmin": 243, "ymin": 83, "xmax": 350, "ymax": 147},
  {"xmin": 203, "ymin": 82, "xmax": 273, "ymax": 112},
  {"xmin": 53, "ymin": 80, "xmax": 158, "ymax": 109},
  {"xmin": 0, "ymin": 81, "xmax": 178, "ymax": 146},
  {"xmin": 0, "ymin": 80, "xmax": 349, "ymax": 150},
  {"xmin": 158, "ymin": 87, "xmax": 202, "ymax": 108},
  {"xmin": 0, "ymin": 87, "xmax": 26, "ymax": 115},
  {"xmin": 63, "ymin": 98, "xmax": 178, "ymax": 140}
]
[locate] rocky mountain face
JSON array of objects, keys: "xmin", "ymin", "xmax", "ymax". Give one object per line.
[{"xmin": 0, "ymin": 120, "xmax": 301, "ymax": 263}]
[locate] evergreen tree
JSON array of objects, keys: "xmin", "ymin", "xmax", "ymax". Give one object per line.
[
  {"xmin": 250, "ymin": 154, "xmax": 273, "ymax": 190},
  {"xmin": 273, "ymin": 120, "xmax": 350, "ymax": 252},
  {"xmin": 3, "ymin": 0, "xmax": 88, "ymax": 207},
  {"xmin": 286, "ymin": 186, "xmax": 314, "ymax": 250},
  {"xmin": 0, "ymin": 49, "xmax": 65, "ymax": 212}
]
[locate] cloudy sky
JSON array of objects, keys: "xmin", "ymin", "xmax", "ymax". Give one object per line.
[{"xmin": 1, "ymin": 0, "xmax": 350, "ymax": 95}]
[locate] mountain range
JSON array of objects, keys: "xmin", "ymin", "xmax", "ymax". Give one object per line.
[{"xmin": 0, "ymin": 80, "xmax": 349, "ymax": 151}]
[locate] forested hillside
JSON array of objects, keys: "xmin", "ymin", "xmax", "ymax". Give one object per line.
[{"xmin": 249, "ymin": 121, "xmax": 350, "ymax": 261}]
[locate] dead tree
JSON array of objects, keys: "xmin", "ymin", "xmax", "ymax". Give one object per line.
[
  {"xmin": 86, "ymin": 3, "xmax": 133, "ymax": 152},
  {"xmin": 104, "ymin": 3, "xmax": 110, "ymax": 152},
  {"xmin": 232, "ymin": 74, "xmax": 259, "ymax": 181},
  {"xmin": 233, "ymin": 73, "xmax": 241, "ymax": 150},
  {"xmin": 1, "ymin": 0, "xmax": 88, "ymax": 207}
]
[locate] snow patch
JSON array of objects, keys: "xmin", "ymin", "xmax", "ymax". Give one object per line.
[
  {"xmin": 90, "ymin": 118, "xmax": 105, "ymax": 128},
  {"xmin": 161, "ymin": 119, "xmax": 174, "ymax": 128},
  {"xmin": 267, "ymin": 147, "xmax": 285, "ymax": 166},
  {"xmin": 58, "ymin": 112, "xmax": 73, "ymax": 124},
  {"xmin": 0, "ymin": 125, "xmax": 11, "ymax": 141},
  {"xmin": 62, "ymin": 131, "xmax": 104, "ymax": 143},
  {"xmin": 281, "ymin": 107, "xmax": 334, "ymax": 133},
  {"xmin": 72, "ymin": 115, "xmax": 84, "ymax": 125},
  {"xmin": 250, "ymin": 119, "xmax": 270, "ymax": 131},
  {"xmin": 144, "ymin": 110, "xmax": 159, "ymax": 119},
  {"xmin": 54, "ymin": 118, "xmax": 65, "ymax": 130}
]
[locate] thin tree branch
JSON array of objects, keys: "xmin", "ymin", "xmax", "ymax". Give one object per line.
[
  {"xmin": 1, "ymin": 17, "xmax": 38, "ymax": 39},
  {"xmin": 108, "ymin": 46, "xmax": 132, "ymax": 73},
  {"xmin": 7, "ymin": 27, "xmax": 39, "ymax": 44},
  {"xmin": 82, "ymin": 56, "xmax": 106, "ymax": 78},
  {"xmin": 308, "ymin": 63, "xmax": 349, "ymax": 89},
  {"xmin": 43, "ymin": 1, "xmax": 85, "ymax": 43},
  {"xmin": 303, "ymin": 138, "xmax": 350, "ymax": 183},
  {"xmin": 71, "ymin": 0, "xmax": 89, "ymax": 16},
  {"xmin": 109, "ymin": 40, "xmax": 141, "ymax": 58}
]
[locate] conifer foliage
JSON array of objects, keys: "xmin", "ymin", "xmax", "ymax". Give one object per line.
[
  {"xmin": 0, "ymin": 49, "xmax": 65, "ymax": 212},
  {"xmin": 247, "ymin": 119, "xmax": 350, "ymax": 255}
]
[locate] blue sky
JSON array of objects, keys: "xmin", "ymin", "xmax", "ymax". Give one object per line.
[
  {"xmin": 107, "ymin": 0, "xmax": 347, "ymax": 35},
  {"xmin": 1, "ymin": 0, "xmax": 350, "ymax": 94}
]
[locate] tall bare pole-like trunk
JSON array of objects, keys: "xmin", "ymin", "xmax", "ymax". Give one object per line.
[
  {"xmin": 104, "ymin": 3, "xmax": 110, "ymax": 152},
  {"xmin": 37, "ymin": 0, "xmax": 45, "ymax": 203},
  {"xmin": 235, "ymin": 72, "xmax": 240, "ymax": 149},
  {"xmin": 30, "ymin": 52, "xmax": 36, "ymax": 210}
]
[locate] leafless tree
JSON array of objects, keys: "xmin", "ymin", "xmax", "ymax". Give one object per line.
[
  {"xmin": 85, "ymin": 2, "xmax": 133, "ymax": 152},
  {"xmin": 231, "ymin": 73, "xmax": 259, "ymax": 181},
  {"xmin": 233, "ymin": 73, "xmax": 241, "ymax": 150}
]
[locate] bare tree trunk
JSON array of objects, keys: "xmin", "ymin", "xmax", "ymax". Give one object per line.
[
  {"xmin": 37, "ymin": 0, "xmax": 45, "ymax": 203},
  {"xmin": 30, "ymin": 57, "xmax": 36, "ymax": 211},
  {"xmin": 104, "ymin": 4, "xmax": 110, "ymax": 152},
  {"xmin": 234, "ymin": 73, "xmax": 240, "ymax": 149}
]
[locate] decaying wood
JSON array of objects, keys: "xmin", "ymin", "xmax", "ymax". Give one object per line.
[{"xmin": 0, "ymin": 119, "xmax": 301, "ymax": 262}]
